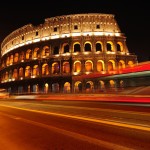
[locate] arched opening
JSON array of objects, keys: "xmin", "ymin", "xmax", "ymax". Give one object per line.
[
  {"xmin": 118, "ymin": 60, "xmax": 125, "ymax": 69},
  {"xmin": 63, "ymin": 44, "xmax": 69, "ymax": 53},
  {"xmin": 52, "ymin": 62, "xmax": 60, "ymax": 74},
  {"xmin": 74, "ymin": 43, "xmax": 81, "ymax": 52},
  {"xmin": 42, "ymin": 46, "xmax": 50, "ymax": 57},
  {"xmin": 84, "ymin": 42, "xmax": 92, "ymax": 52},
  {"xmin": 117, "ymin": 42, "xmax": 123, "ymax": 52},
  {"xmin": 96, "ymin": 42, "xmax": 102, "ymax": 52},
  {"xmin": 19, "ymin": 67, "xmax": 24, "ymax": 78},
  {"xmin": 20, "ymin": 51, "xmax": 25, "ymax": 62},
  {"xmin": 6, "ymin": 57, "xmax": 10, "ymax": 66},
  {"xmin": 64, "ymin": 82, "xmax": 71, "ymax": 93},
  {"xmin": 74, "ymin": 61, "xmax": 81, "ymax": 73},
  {"xmin": 128, "ymin": 61, "xmax": 134, "ymax": 67},
  {"xmin": 33, "ymin": 84, "xmax": 39, "ymax": 93},
  {"xmin": 106, "ymin": 41, "xmax": 113, "ymax": 51},
  {"xmin": 33, "ymin": 65, "xmax": 39, "ymax": 76},
  {"xmin": 63, "ymin": 62, "xmax": 70, "ymax": 73},
  {"xmin": 99, "ymin": 80, "xmax": 105, "ymax": 92},
  {"xmin": 97, "ymin": 60, "xmax": 104, "ymax": 72},
  {"xmin": 109, "ymin": 80, "xmax": 116, "ymax": 91},
  {"xmin": 14, "ymin": 53, "xmax": 19, "ymax": 63},
  {"xmin": 85, "ymin": 81, "xmax": 94, "ymax": 93},
  {"xmin": 18, "ymin": 86, "xmax": 23, "ymax": 93},
  {"xmin": 120, "ymin": 80, "xmax": 124, "ymax": 89},
  {"xmin": 10, "ymin": 55, "xmax": 13, "ymax": 65},
  {"xmin": 52, "ymin": 83, "xmax": 59, "ymax": 93},
  {"xmin": 26, "ymin": 49, "xmax": 32, "ymax": 60},
  {"xmin": 53, "ymin": 46, "xmax": 59, "ymax": 55},
  {"xmin": 12, "ymin": 69, "xmax": 18, "ymax": 79},
  {"xmin": 33, "ymin": 47, "xmax": 40, "ymax": 59},
  {"xmin": 107, "ymin": 43, "xmax": 111, "ymax": 51},
  {"xmin": 28, "ymin": 85, "xmax": 31, "ymax": 93},
  {"xmin": 85, "ymin": 60, "xmax": 93, "ymax": 72},
  {"xmin": 108, "ymin": 61, "xmax": 113, "ymax": 71},
  {"xmin": 42, "ymin": 63, "xmax": 49, "ymax": 75},
  {"xmin": 25, "ymin": 66, "xmax": 31, "ymax": 77},
  {"xmin": 74, "ymin": 81, "xmax": 82, "ymax": 93},
  {"xmin": 44, "ymin": 83, "xmax": 49, "ymax": 93}
]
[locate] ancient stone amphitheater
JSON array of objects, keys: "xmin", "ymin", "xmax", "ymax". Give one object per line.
[{"xmin": 0, "ymin": 13, "xmax": 137, "ymax": 94}]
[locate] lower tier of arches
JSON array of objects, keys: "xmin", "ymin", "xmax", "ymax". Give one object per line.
[{"xmin": 0, "ymin": 74, "xmax": 149, "ymax": 95}]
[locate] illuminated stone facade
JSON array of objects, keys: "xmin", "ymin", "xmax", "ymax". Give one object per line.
[{"xmin": 0, "ymin": 13, "xmax": 137, "ymax": 94}]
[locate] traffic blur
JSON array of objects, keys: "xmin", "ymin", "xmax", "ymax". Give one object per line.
[
  {"xmin": 6, "ymin": 93, "xmax": 150, "ymax": 103},
  {"xmin": 0, "ymin": 92, "xmax": 9, "ymax": 99}
]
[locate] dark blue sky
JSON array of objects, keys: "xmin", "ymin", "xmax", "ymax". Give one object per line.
[{"xmin": 0, "ymin": 1, "xmax": 150, "ymax": 62}]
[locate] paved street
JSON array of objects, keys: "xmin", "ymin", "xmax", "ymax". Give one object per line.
[{"xmin": 0, "ymin": 99, "xmax": 150, "ymax": 150}]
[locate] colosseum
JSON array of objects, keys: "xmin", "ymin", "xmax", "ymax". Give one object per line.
[{"xmin": 0, "ymin": 13, "xmax": 137, "ymax": 94}]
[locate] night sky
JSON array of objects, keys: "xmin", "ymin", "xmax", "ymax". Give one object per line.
[{"xmin": 0, "ymin": 1, "xmax": 150, "ymax": 62}]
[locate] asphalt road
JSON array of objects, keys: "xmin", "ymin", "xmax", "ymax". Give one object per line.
[{"xmin": 0, "ymin": 100, "xmax": 150, "ymax": 150}]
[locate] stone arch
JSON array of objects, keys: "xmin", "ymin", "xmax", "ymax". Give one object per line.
[
  {"xmin": 6, "ymin": 57, "xmax": 10, "ymax": 66},
  {"xmin": 19, "ymin": 67, "xmax": 24, "ymax": 78},
  {"xmin": 52, "ymin": 83, "xmax": 59, "ymax": 93},
  {"xmin": 73, "ymin": 61, "xmax": 81, "ymax": 73},
  {"xmin": 64, "ymin": 82, "xmax": 71, "ymax": 93},
  {"xmin": 42, "ymin": 46, "xmax": 50, "ymax": 57},
  {"xmin": 33, "ymin": 65, "xmax": 39, "ymax": 76},
  {"xmin": 42, "ymin": 63, "xmax": 49, "ymax": 75},
  {"xmin": 85, "ymin": 81, "xmax": 94, "ymax": 93},
  {"xmin": 109, "ymin": 80, "xmax": 116, "ymax": 90},
  {"xmin": 12, "ymin": 68, "xmax": 18, "ymax": 79},
  {"xmin": 128, "ymin": 61, "xmax": 134, "ymax": 67},
  {"xmin": 84, "ymin": 42, "xmax": 92, "ymax": 52},
  {"xmin": 73, "ymin": 42, "xmax": 81, "ymax": 52},
  {"xmin": 26, "ymin": 49, "xmax": 32, "ymax": 60},
  {"xmin": 74, "ymin": 81, "xmax": 82, "ymax": 93},
  {"xmin": 14, "ymin": 53, "xmax": 19, "ymax": 63},
  {"xmin": 53, "ymin": 46, "xmax": 59, "ymax": 55},
  {"xmin": 118, "ymin": 60, "xmax": 125, "ymax": 69},
  {"xmin": 20, "ymin": 51, "xmax": 25, "ymax": 62},
  {"xmin": 25, "ymin": 66, "xmax": 31, "ymax": 77},
  {"xmin": 33, "ymin": 84, "xmax": 39, "ymax": 93},
  {"xmin": 96, "ymin": 41, "xmax": 103, "ymax": 52},
  {"xmin": 120, "ymin": 80, "xmax": 124, "ymax": 88},
  {"xmin": 44, "ymin": 83, "xmax": 49, "ymax": 93},
  {"xmin": 5, "ymin": 71, "xmax": 9, "ymax": 81},
  {"xmin": 106, "ymin": 41, "xmax": 114, "ymax": 51},
  {"xmin": 117, "ymin": 42, "xmax": 123, "ymax": 52},
  {"xmin": 99, "ymin": 80, "xmax": 105, "ymax": 91},
  {"xmin": 108, "ymin": 60, "xmax": 116, "ymax": 72},
  {"xmin": 52, "ymin": 62, "xmax": 60, "ymax": 74},
  {"xmin": 33, "ymin": 47, "xmax": 40, "ymax": 59},
  {"xmin": 97, "ymin": 60, "xmax": 105, "ymax": 72},
  {"xmin": 63, "ymin": 61, "xmax": 70, "ymax": 73},
  {"xmin": 63, "ymin": 43, "xmax": 70, "ymax": 53},
  {"xmin": 85, "ymin": 60, "xmax": 93, "ymax": 72},
  {"xmin": 10, "ymin": 54, "xmax": 13, "ymax": 65}
]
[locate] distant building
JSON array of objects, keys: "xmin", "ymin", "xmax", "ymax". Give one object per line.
[{"xmin": 0, "ymin": 13, "xmax": 137, "ymax": 94}]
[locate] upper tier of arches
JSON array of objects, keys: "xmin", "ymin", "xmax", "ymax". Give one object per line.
[{"xmin": 1, "ymin": 13, "xmax": 123, "ymax": 56}]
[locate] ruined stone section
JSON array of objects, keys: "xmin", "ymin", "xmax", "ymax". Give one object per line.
[{"xmin": 1, "ymin": 13, "xmax": 123, "ymax": 56}]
